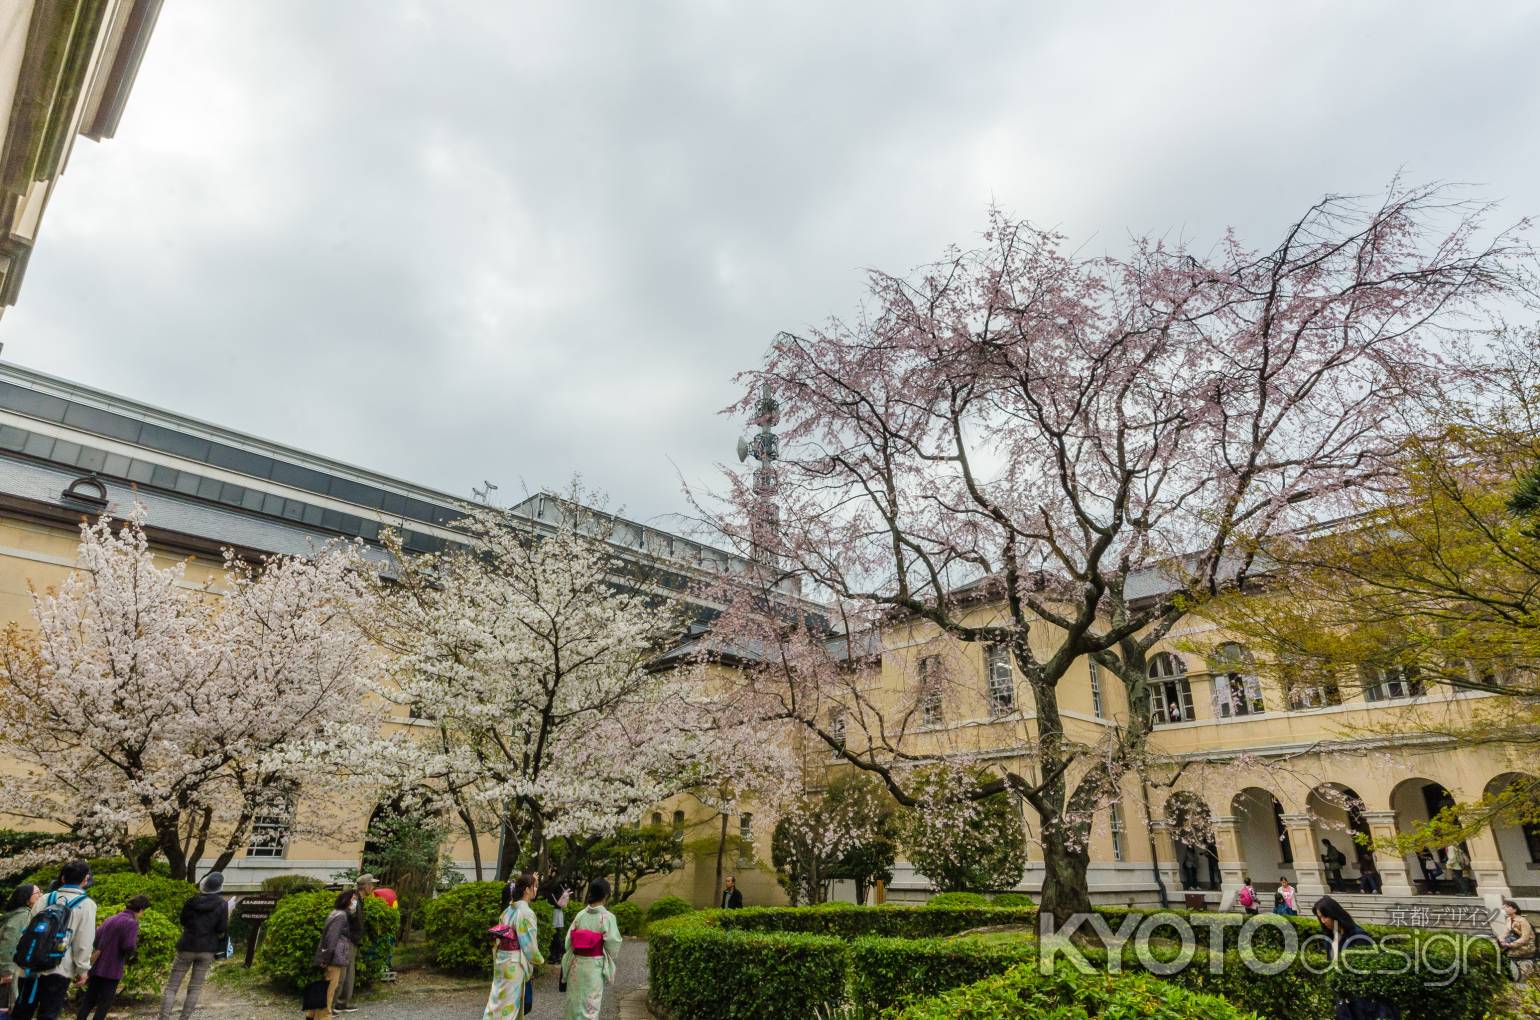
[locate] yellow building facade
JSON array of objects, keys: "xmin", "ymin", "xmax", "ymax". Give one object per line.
[
  {"xmin": 832, "ymin": 602, "xmax": 1535, "ymax": 929},
  {"xmin": 0, "ymin": 361, "xmax": 782, "ymax": 905}
]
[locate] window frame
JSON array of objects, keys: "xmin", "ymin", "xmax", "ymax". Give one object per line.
[
  {"xmin": 918, "ymin": 655, "xmax": 945, "ymax": 727},
  {"xmin": 985, "ymin": 644, "xmax": 1015, "ymax": 717}
]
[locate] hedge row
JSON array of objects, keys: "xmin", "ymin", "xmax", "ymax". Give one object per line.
[
  {"xmin": 895, "ymin": 961, "xmax": 1263, "ymax": 1020},
  {"xmin": 647, "ymin": 906, "xmax": 1508, "ymax": 1020}
]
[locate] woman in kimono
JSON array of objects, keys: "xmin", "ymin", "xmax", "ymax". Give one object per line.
[
  {"xmin": 561, "ymin": 878, "xmax": 624, "ymax": 1020},
  {"xmin": 484, "ymin": 872, "xmax": 543, "ymax": 1020}
]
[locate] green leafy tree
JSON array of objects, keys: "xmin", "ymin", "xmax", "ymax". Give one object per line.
[{"xmin": 547, "ymin": 823, "xmax": 683, "ymax": 902}]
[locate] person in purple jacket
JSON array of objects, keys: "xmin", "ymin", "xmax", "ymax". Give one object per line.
[{"xmin": 75, "ymin": 896, "xmax": 149, "ymax": 1020}]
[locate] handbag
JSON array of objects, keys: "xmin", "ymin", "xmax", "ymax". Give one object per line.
[
  {"xmin": 301, "ymin": 978, "xmax": 331, "ymax": 1011},
  {"xmin": 523, "ymin": 982, "xmax": 534, "ymax": 1013}
]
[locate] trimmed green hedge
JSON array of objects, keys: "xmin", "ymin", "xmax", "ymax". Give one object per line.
[
  {"xmin": 849, "ymin": 934, "xmax": 1042, "ymax": 1012},
  {"xmin": 258, "ymin": 890, "xmax": 397, "ymax": 989},
  {"xmin": 95, "ymin": 904, "xmax": 178, "ymax": 998},
  {"xmin": 989, "ymin": 892, "xmax": 1034, "ymax": 907},
  {"xmin": 419, "ymin": 881, "xmax": 555, "ymax": 978},
  {"xmin": 924, "ymin": 891, "xmax": 990, "ymax": 909},
  {"xmin": 896, "ymin": 962, "xmax": 1263, "ymax": 1019},
  {"xmin": 647, "ymin": 906, "xmax": 1507, "ymax": 1020},
  {"xmin": 648, "ymin": 917, "xmax": 848, "ymax": 1019},
  {"xmin": 646, "ymin": 895, "xmax": 694, "ymax": 924}
]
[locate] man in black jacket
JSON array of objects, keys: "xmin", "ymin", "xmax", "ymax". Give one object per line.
[
  {"xmin": 720, "ymin": 875, "xmax": 744, "ymax": 910},
  {"xmin": 159, "ymin": 873, "xmax": 228, "ymax": 1020}
]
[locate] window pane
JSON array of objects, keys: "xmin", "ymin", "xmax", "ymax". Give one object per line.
[
  {"xmin": 79, "ymin": 446, "xmax": 112, "ymax": 472},
  {"xmin": 269, "ymin": 460, "xmax": 331, "ymax": 495},
  {"xmin": 207, "ymin": 443, "xmax": 273, "ymax": 478},
  {"xmin": 0, "ymin": 382, "xmax": 67, "ymax": 421},
  {"xmin": 150, "ymin": 464, "xmax": 178, "ymax": 488},
  {"xmin": 0, "ymin": 425, "xmax": 26, "ymax": 451},
  {"xmin": 126, "ymin": 459, "xmax": 155, "ymax": 484},
  {"xmin": 62, "ymin": 403, "xmax": 141, "ymax": 442},
  {"xmin": 140, "ymin": 423, "xmax": 211, "ymax": 461}
]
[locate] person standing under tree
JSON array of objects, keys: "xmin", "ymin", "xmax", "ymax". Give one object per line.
[
  {"xmin": 75, "ymin": 895, "xmax": 148, "ymax": 1020},
  {"xmin": 0, "ymin": 884, "xmax": 41, "ymax": 1010},
  {"xmin": 159, "ymin": 873, "xmax": 228, "ymax": 1020},
  {"xmin": 11, "ymin": 860, "xmax": 95, "ymax": 1020},
  {"xmin": 561, "ymin": 878, "xmax": 623, "ymax": 1020},
  {"xmin": 484, "ymin": 873, "xmax": 542, "ymax": 1020},
  {"xmin": 306, "ymin": 890, "xmax": 359, "ymax": 1020},
  {"xmin": 720, "ymin": 875, "xmax": 743, "ymax": 910}
]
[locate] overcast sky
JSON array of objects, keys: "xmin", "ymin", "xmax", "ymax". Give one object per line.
[{"xmin": 4, "ymin": 1, "xmax": 1538, "ymax": 527}]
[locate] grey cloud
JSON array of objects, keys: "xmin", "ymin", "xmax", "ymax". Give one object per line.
[{"xmin": 4, "ymin": 0, "xmax": 1538, "ymax": 524}]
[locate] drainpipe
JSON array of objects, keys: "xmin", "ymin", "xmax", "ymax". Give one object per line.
[{"xmin": 1140, "ymin": 775, "xmax": 1169, "ymax": 908}]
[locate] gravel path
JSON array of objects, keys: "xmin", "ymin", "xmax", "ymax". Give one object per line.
[{"xmin": 114, "ymin": 939, "xmax": 649, "ymax": 1020}]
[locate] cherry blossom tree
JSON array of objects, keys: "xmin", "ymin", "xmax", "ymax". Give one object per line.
[
  {"xmin": 0, "ymin": 509, "xmax": 385, "ymax": 881},
  {"xmin": 362, "ymin": 495, "xmax": 791, "ymax": 879},
  {"xmin": 703, "ymin": 183, "xmax": 1533, "ymax": 920}
]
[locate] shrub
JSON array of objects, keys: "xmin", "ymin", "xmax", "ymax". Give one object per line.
[
  {"xmin": 896, "ymin": 962, "xmax": 1263, "ymax": 1019},
  {"xmin": 261, "ymin": 874, "xmax": 327, "ymax": 897},
  {"xmin": 648, "ymin": 914, "xmax": 848, "ymax": 1020},
  {"xmin": 258, "ymin": 890, "xmax": 396, "ymax": 988},
  {"xmin": 924, "ymin": 891, "xmax": 990, "ymax": 909},
  {"xmin": 420, "ymin": 881, "xmax": 503, "ymax": 977},
  {"xmin": 88, "ymin": 873, "xmax": 199, "ymax": 922},
  {"xmin": 647, "ymin": 895, "xmax": 694, "ymax": 924},
  {"xmin": 95, "ymin": 904, "xmax": 178, "ymax": 997},
  {"xmin": 611, "ymin": 899, "xmax": 644, "ymax": 936},
  {"xmin": 989, "ymin": 892, "xmax": 1034, "ymax": 908},
  {"xmin": 418, "ymin": 881, "xmax": 559, "ymax": 978},
  {"xmin": 714, "ymin": 903, "xmax": 1038, "ymax": 939}
]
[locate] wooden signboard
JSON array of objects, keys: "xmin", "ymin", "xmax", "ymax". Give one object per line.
[{"xmin": 237, "ymin": 895, "xmax": 281, "ymax": 967}]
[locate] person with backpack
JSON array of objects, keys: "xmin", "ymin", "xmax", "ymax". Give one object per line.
[
  {"xmin": 158, "ymin": 872, "xmax": 228, "ymax": 1020},
  {"xmin": 75, "ymin": 895, "xmax": 148, "ymax": 1020},
  {"xmin": 560, "ymin": 878, "xmax": 623, "ymax": 1020},
  {"xmin": 0, "ymin": 884, "xmax": 42, "ymax": 1010},
  {"xmin": 10, "ymin": 859, "xmax": 95, "ymax": 1020},
  {"xmin": 1235, "ymin": 877, "xmax": 1257, "ymax": 915},
  {"xmin": 1274, "ymin": 876, "xmax": 1297, "ymax": 915}
]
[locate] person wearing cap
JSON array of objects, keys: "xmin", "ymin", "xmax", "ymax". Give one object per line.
[
  {"xmin": 331, "ymin": 875, "xmax": 378, "ymax": 1013},
  {"xmin": 159, "ymin": 872, "xmax": 228, "ymax": 1020}
]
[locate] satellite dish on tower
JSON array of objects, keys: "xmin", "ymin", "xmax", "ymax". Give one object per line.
[{"xmin": 736, "ymin": 437, "xmax": 751, "ymax": 463}]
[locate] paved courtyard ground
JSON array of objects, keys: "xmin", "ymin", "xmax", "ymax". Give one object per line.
[{"xmin": 112, "ymin": 938, "xmax": 649, "ymax": 1020}]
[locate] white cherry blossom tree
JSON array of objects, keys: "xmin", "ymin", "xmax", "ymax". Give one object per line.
[
  {"xmin": 0, "ymin": 509, "xmax": 385, "ymax": 881},
  {"xmin": 363, "ymin": 495, "xmax": 789, "ymax": 878}
]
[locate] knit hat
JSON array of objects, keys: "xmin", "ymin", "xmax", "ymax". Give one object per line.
[{"xmin": 200, "ymin": 872, "xmax": 225, "ymax": 893}]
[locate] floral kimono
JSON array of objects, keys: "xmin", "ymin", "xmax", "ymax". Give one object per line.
[
  {"xmin": 484, "ymin": 899, "xmax": 543, "ymax": 1020},
  {"xmin": 560, "ymin": 904, "xmax": 623, "ymax": 1020}
]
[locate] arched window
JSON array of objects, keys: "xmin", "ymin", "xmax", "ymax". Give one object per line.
[
  {"xmin": 1210, "ymin": 643, "xmax": 1264, "ymax": 718},
  {"xmin": 1148, "ymin": 653, "xmax": 1195, "ymax": 724},
  {"xmin": 672, "ymin": 809, "xmax": 685, "ymax": 834},
  {"xmin": 651, "ymin": 811, "xmax": 663, "ymax": 827}
]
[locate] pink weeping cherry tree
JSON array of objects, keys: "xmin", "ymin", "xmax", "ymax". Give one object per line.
[{"xmin": 699, "ymin": 183, "xmax": 1534, "ymax": 920}]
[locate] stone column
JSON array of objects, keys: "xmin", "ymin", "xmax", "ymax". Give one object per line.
[
  {"xmin": 1463, "ymin": 825, "xmax": 1512, "ymax": 912},
  {"xmin": 1361, "ymin": 811, "xmax": 1416, "ymax": 897},
  {"xmin": 1281, "ymin": 813, "xmax": 1326, "ymax": 899},
  {"xmin": 1150, "ymin": 820, "xmax": 1181, "ymax": 902},
  {"xmin": 1213, "ymin": 815, "xmax": 1247, "ymax": 910}
]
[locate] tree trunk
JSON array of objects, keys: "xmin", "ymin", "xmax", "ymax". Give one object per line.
[
  {"xmin": 1037, "ymin": 827, "xmax": 1093, "ymax": 925},
  {"xmin": 460, "ymin": 809, "xmax": 484, "ymax": 882},
  {"xmin": 713, "ymin": 812, "xmax": 728, "ymax": 908}
]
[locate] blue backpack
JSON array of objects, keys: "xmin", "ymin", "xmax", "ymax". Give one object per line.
[{"xmin": 12, "ymin": 890, "xmax": 88, "ymax": 973}]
